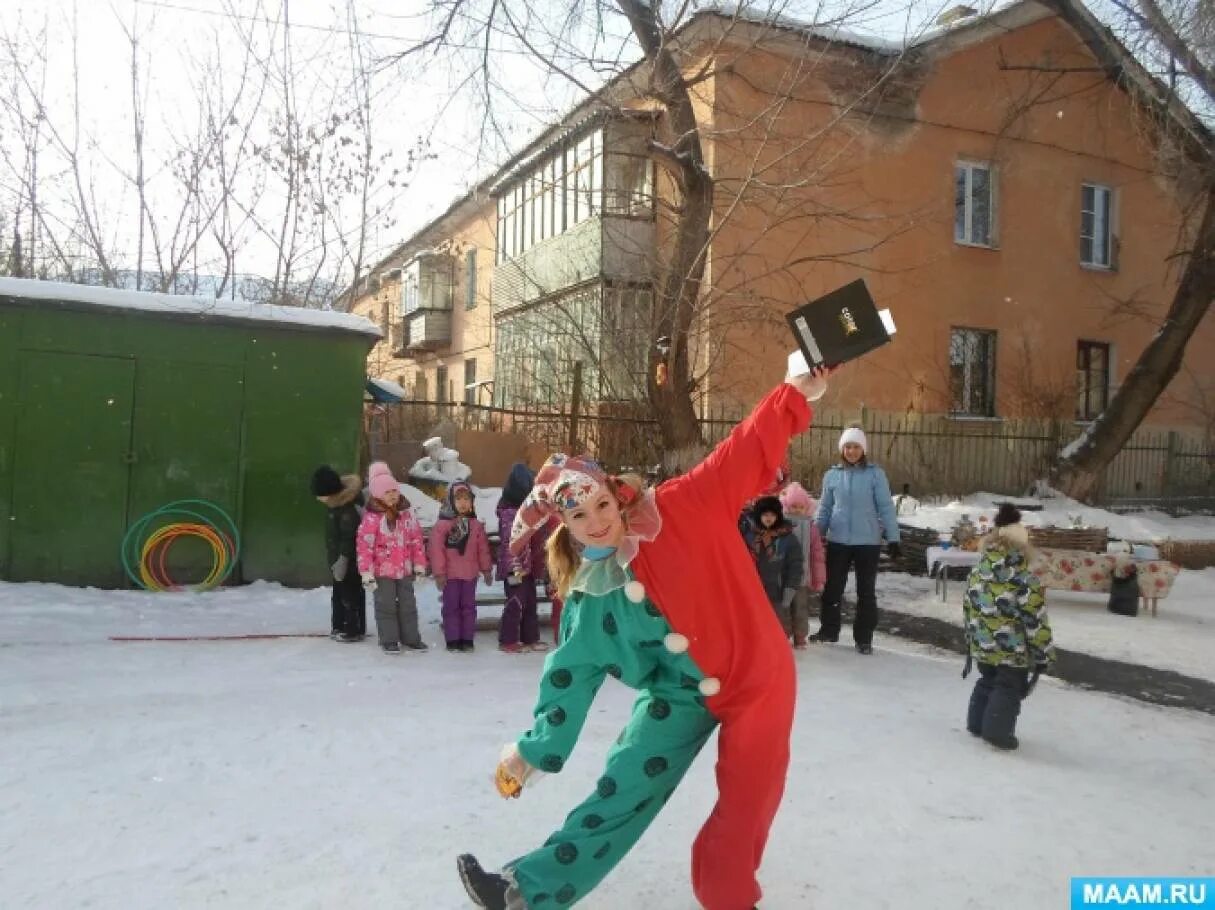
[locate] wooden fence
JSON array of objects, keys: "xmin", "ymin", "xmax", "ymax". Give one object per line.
[{"xmin": 369, "ymin": 398, "xmax": 1214, "ymax": 504}]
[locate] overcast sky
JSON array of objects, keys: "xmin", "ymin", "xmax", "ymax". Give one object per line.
[{"xmin": 8, "ymin": 0, "xmax": 1197, "ymax": 287}]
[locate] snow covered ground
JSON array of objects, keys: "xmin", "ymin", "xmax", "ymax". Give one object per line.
[
  {"xmin": 2, "ymin": 580, "xmax": 1213, "ymax": 909},
  {"xmin": 901, "ymin": 491, "xmax": 1215, "ymax": 542},
  {"xmin": 875, "ymin": 569, "xmax": 1215, "ymax": 684}
]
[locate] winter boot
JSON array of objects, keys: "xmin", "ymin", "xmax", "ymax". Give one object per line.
[
  {"xmin": 335, "ymin": 632, "xmax": 361, "ymax": 643},
  {"xmin": 793, "ymin": 635, "xmax": 808, "ymax": 649},
  {"xmin": 382, "ymin": 642, "xmax": 401, "ymax": 654},
  {"xmin": 499, "ymin": 643, "xmax": 524, "ymax": 654},
  {"xmin": 855, "ymin": 643, "xmax": 873, "ymax": 655},
  {"xmin": 457, "ymin": 854, "xmax": 509, "ymax": 910},
  {"xmin": 808, "ymin": 631, "xmax": 838, "ymax": 643},
  {"xmin": 404, "ymin": 642, "xmax": 428, "ymax": 652},
  {"xmin": 461, "ymin": 639, "xmax": 476, "ymax": 653},
  {"xmin": 446, "ymin": 641, "xmax": 462, "ymax": 653}
]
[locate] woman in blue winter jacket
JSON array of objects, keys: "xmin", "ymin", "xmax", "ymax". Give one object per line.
[{"xmin": 811, "ymin": 427, "xmax": 900, "ymax": 654}]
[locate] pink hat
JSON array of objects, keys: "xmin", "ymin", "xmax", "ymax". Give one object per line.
[
  {"xmin": 780, "ymin": 481, "xmax": 816, "ymax": 514},
  {"xmin": 368, "ymin": 461, "xmax": 399, "ymax": 501}
]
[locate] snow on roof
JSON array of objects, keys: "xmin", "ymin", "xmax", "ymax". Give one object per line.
[
  {"xmin": 0, "ymin": 277, "xmax": 382, "ymax": 338},
  {"xmin": 367, "ymin": 376, "xmax": 409, "ymax": 400}
]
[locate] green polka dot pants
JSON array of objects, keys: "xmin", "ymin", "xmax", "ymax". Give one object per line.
[{"xmin": 505, "ymin": 684, "xmax": 718, "ymax": 907}]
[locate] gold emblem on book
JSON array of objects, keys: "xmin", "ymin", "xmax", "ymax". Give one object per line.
[{"xmin": 838, "ymin": 307, "xmax": 859, "ymax": 336}]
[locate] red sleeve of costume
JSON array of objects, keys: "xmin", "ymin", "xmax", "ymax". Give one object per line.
[{"xmin": 677, "ymin": 384, "xmax": 812, "ymax": 520}]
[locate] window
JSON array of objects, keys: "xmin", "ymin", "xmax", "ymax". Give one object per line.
[
  {"xmin": 464, "ymin": 249, "xmax": 477, "ymax": 310},
  {"xmin": 495, "ymin": 128, "xmax": 604, "ymax": 265},
  {"xmin": 414, "ymin": 370, "xmax": 427, "ymax": 400},
  {"xmin": 1081, "ymin": 184, "xmax": 1115, "ymax": 269},
  {"xmin": 954, "ymin": 162, "xmax": 996, "ymax": 247},
  {"xmin": 1076, "ymin": 341, "xmax": 1110, "ymax": 421},
  {"xmin": 436, "ymin": 366, "xmax": 448, "ymax": 404},
  {"xmin": 605, "ymin": 151, "xmax": 653, "ymax": 216},
  {"xmin": 950, "ymin": 328, "xmax": 997, "ymax": 417},
  {"xmin": 493, "ymin": 285, "xmax": 603, "ymax": 408},
  {"xmin": 463, "ymin": 358, "xmax": 477, "ymax": 404},
  {"xmin": 601, "ymin": 285, "xmax": 653, "ymax": 400}
]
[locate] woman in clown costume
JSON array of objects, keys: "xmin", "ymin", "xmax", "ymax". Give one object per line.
[{"xmin": 457, "ymin": 368, "xmax": 830, "ymax": 910}]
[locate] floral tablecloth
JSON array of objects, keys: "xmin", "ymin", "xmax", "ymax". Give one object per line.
[{"xmin": 1029, "ymin": 549, "xmax": 1180, "ymax": 599}]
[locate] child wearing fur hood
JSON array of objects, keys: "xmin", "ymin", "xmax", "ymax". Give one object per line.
[
  {"xmin": 357, "ymin": 462, "xmax": 429, "ymax": 654},
  {"xmin": 742, "ymin": 494, "xmax": 806, "ymax": 644},
  {"xmin": 962, "ymin": 503, "xmax": 1056, "ymax": 750},
  {"xmin": 310, "ymin": 464, "xmax": 367, "ymax": 642}
]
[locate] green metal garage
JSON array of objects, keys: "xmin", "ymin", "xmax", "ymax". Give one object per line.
[{"xmin": 0, "ymin": 278, "xmax": 379, "ymax": 588}]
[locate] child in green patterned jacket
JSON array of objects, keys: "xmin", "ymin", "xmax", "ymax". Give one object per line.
[{"xmin": 962, "ymin": 503, "xmax": 1056, "ymax": 751}]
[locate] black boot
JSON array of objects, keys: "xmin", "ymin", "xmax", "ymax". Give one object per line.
[
  {"xmin": 981, "ymin": 666, "xmax": 1027, "ymax": 750},
  {"xmin": 808, "ymin": 631, "xmax": 838, "ymax": 643},
  {"xmin": 967, "ymin": 669, "xmax": 994, "ymax": 736},
  {"xmin": 457, "ymin": 854, "xmax": 509, "ymax": 909}
]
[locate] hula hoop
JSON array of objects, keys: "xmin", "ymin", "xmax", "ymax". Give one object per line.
[{"xmin": 121, "ymin": 500, "xmax": 241, "ymax": 592}]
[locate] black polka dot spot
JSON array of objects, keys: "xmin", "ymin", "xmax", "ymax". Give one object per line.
[
  {"xmin": 644, "ymin": 756, "xmax": 668, "ymax": 777},
  {"xmin": 582, "ymin": 814, "xmax": 604, "ymax": 829},
  {"xmin": 540, "ymin": 754, "xmax": 565, "ymax": 773},
  {"xmin": 605, "ymin": 664, "xmax": 622, "ymax": 679},
  {"xmin": 602, "ymin": 612, "xmax": 618, "ymax": 635},
  {"xmin": 546, "ymin": 706, "xmax": 567, "ymax": 726},
  {"xmin": 556, "ymin": 884, "xmax": 577, "ymax": 904},
  {"xmin": 550, "ymin": 669, "xmax": 573, "ymax": 689},
  {"xmin": 648, "ymin": 698, "xmax": 671, "ymax": 720},
  {"xmin": 594, "ymin": 842, "xmax": 611, "ymax": 860},
  {"xmin": 555, "ymin": 843, "xmax": 578, "ymax": 865},
  {"xmin": 635, "ymin": 797, "xmax": 653, "ymax": 813},
  {"xmin": 644, "ymin": 602, "xmax": 662, "ymax": 617},
  {"xmin": 680, "ymin": 673, "xmax": 699, "ymax": 688},
  {"xmin": 597, "ymin": 776, "xmax": 617, "ymax": 798}
]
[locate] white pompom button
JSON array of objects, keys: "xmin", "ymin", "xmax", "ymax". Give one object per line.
[
  {"xmin": 663, "ymin": 632, "xmax": 689, "ymax": 654},
  {"xmin": 624, "ymin": 580, "xmax": 646, "ymax": 603},
  {"xmin": 698, "ymin": 677, "xmax": 721, "ymax": 697}
]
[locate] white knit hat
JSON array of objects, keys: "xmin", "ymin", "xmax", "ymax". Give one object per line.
[{"xmin": 839, "ymin": 427, "xmax": 868, "ymax": 453}]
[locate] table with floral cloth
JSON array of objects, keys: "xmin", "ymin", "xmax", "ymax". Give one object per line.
[{"xmin": 1028, "ymin": 549, "xmax": 1182, "ymax": 616}]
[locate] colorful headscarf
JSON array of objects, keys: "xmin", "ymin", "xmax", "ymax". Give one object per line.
[
  {"xmin": 440, "ymin": 480, "xmax": 475, "ymax": 555},
  {"xmin": 508, "ymin": 454, "xmax": 661, "ymax": 567}
]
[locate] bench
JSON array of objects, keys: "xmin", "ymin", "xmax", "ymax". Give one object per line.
[{"xmin": 1028, "ymin": 549, "xmax": 1181, "ymax": 617}]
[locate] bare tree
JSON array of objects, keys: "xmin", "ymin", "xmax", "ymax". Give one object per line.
[
  {"xmin": 0, "ymin": 0, "xmax": 420, "ymax": 309},
  {"xmin": 395, "ymin": 1, "xmax": 929, "ymax": 469},
  {"xmin": 1021, "ymin": 0, "xmax": 1215, "ymax": 501}
]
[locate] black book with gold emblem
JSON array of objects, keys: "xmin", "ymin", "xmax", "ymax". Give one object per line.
[{"xmin": 784, "ymin": 278, "xmax": 896, "ymax": 374}]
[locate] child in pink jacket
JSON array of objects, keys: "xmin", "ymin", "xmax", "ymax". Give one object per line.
[
  {"xmin": 358, "ymin": 462, "xmax": 429, "ymax": 654},
  {"xmin": 780, "ymin": 481, "xmax": 827, "ymax": 648},
  {"xmin": 429, "ymin": 480, "xmax": 492, "ymax": 653}
]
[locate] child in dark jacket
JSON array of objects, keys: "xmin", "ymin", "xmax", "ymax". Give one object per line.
[
  {"xmin": 310, "ymin": 464, "xmax": 366, "ymax": 642},
  {"xmin": 429, "ymin": 480, "xmax": 493, "ymax": 652},
  {"xmin": 743, "ymin": 495, "xmax": 806, "ymax": 643},
  {"xmin": 495, "ymin": 463, "xmax": 551, "ymax": 654},
  {"xmin": 963, "ymin": 503, "xmax": 1056, "ymax": 750}
]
